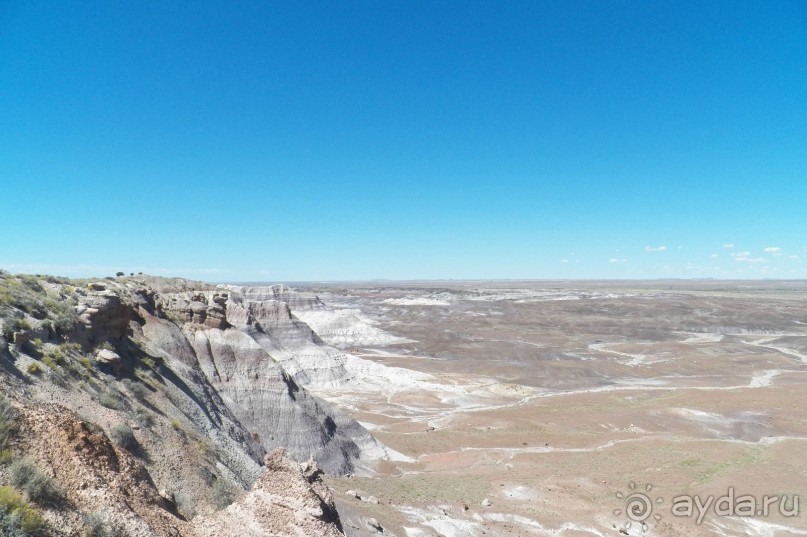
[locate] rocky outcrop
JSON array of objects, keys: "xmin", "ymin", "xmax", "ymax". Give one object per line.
[
  {"xmin": 12, "ymin": 401, "xmax": 187, "ymax": 537},
  {"xmin": 149, "ymin": 295, "xmax": 372, "ymax": 474},
  {"xmin": 225, "ymin": 296, "xmax": 353, "ymax": 387},
  {"xmin": 127, "ymin": 316, "xmax": 266, "ymax": 490},
  {"xmin": 141, "ymin": 286, "xmax": 395, "ymax": 475},
  {"xmin": 0, "ymin": 274, "xmax": 412, "ymax": 536},
  {"xmin": 74, "ymin": 287, "xmax": 131, "ymax": 345},
  {"xmin": 221, "ymin": 284, "xmax": 326, "ymax": 312},
  {"xmin": 7, "ymin": 399, "xmax": 344, "ymax": 537},
  {"xmin": 293, "ymin": 307, "xmax": 411, "ymax": 349},
  {"xmin": 191, "ymin": 448, "xmax": 343, "ymax": 537},
  {"xmin": 225, "ymin": 284, "xmax": 409, "ymax": 349},
  {"xmin": 156, "ymin": 292, "xmax": 229, "ymax": 330}
]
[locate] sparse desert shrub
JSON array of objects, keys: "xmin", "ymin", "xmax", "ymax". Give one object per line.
[
  {"xmin": 110, "ymin": 424, "xmax": 136, "ymax": 450},
  {"xmin": 133, "ymin": 408, "xmax": 153, "ymax": 429},
  {"xmin": 173, "ymin": 491, "xmax": 197, "ymax": 520},
  {"xmin": 50, "ymin": 370, "xmax": 68, "ymax": 388},
  {"xmin": 0, "ymin": 397, "xmax": 17, "ymax": 452},
  {"xmin": 51, "ymin": 310, "xmax": 76, "ymax": 335},
  {"xmin": 63, "ymin": 360, "xmax": 82, "ymax": 379},
  {"xmin": 0, "ymin": 486, "xmax": 43, "ymax": 535},
  {"xmin": 1, "ymin": 320, "xmax": 16, "ymax": 341},
  {"xmin": 0, "ymin": 450, "xmax": 13, "ymax": 464},
  {"xmin": 1, "ymin": 317, "xmax": 32, "ymax": 341},
  {"xmin": 170, "ymin": 419, "xmax": 181, "ymax": 431},
  {"xmin": 78, "ymin": 356, "xmax": 93, "ymax": 372},
  {"xmin": 16, "ymin": 275, "xmax": 41, "ymax": 292},
  {"xmin": 41, "ymin": 357, "xmax": 56, "ymax": 370},
  {"xmin": 8, "ymin": 459, "xmax": 62, "ymax": 505},
  {"xmin": 196, "ymin": 440, "xmax": 214, "ymax": 459},
  {"xmin": 98, "ymin": 390, "xmax": 126, "ymax": 411},
  {"xmin": 60, "ymin": 342, "xmax": 82, "ymax": 353},
  {"xmin": 139, "ymin": 355, "xmax": 164, "ymax": 372},
  {"xmin": 26, "ymin": 363, "xmax": 41, "ymax": 376},
  {"xmin": 82, "ymin": 511, "xmax": 110, "ymax": 537},
  {"xmin": 198, "ymin": 466, "xmax": 216, "ymax": 486},
  {"xmin": 0, "ymin": 510, "xmax": 29, "ymax": 537},
  {"xmin": 211, "ymin": 479, "xmax": 235, "ymax": 509},
  {"xmin": 0, "ymin": 273, "xmax": 77, "ymax": 332},
  {"xmin": 43, "ymin": 348, "xmax": 65, "ymax": 366},
  {"xmin": 121, "ymin": 378, "xmax": 149, "ymax": 401}
]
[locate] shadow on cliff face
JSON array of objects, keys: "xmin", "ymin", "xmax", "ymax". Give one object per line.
[{"xmin": 0, "ymin": 337, "xmax": 32, "ymax": 386}]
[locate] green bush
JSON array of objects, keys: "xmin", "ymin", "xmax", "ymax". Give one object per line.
[
  {"xmin": 9, "ymin": 459, "xmax": 63, "ymax": 505},
  {"xmin": 60, "ymin": 342, "xmax": 82, "ymax": 353},
  {"xmin": 51, "ymin": 310, "xmax": 75, "ymax": 335},
  {"xmin": 139, "ymin": 356, "xmax": 164, "ymax": 371},
  {"xmin": 0, "ymin": 486, "xmax": 43, "ymax": 534},
  {"xmin": 26, "ymin": 363, "xmax": 41, "ymax": 376},
  {"xmin": 43, "ymin": 348, "xmax": 65, "ymax": 366},
  {"xmin": 0, "ymin": 274, "xmax": 77, "ymax": 335},
  {"xmin": 0, "ymin": 450, "xmax": 13, "ymax": 465}
]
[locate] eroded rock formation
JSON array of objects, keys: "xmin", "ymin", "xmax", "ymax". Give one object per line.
[{"xmin": 0, "ymin": 274, "xmax": 401, "ymax": 536}]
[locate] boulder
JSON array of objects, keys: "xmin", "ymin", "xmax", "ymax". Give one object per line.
[{"xmin": 95, "ymin": 348, "xmax": 121, "ymax": 365}]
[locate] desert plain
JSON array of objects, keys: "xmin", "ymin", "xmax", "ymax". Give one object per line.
[{"xmin": 291, "ymin": 281, "xmax": 807, "ymax": 537}]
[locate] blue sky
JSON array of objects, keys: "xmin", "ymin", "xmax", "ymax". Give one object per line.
[{"xmin": 1, "ymin": 1, "xmax": 805, "ymax": 281}]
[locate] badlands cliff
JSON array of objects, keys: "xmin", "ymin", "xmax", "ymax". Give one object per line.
[{"xmin": 0, "ymin": 273, "xmax": 401, "ymax": 536}]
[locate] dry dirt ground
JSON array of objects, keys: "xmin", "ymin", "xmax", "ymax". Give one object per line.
[{"xmin": 297, "ymin": 281, "xmax": 807, "ymax": 537}]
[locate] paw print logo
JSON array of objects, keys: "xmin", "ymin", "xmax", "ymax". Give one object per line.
[{"xmin": 614, "ymin": 482, "xmax": 663, "ymax": 533}]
